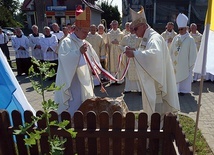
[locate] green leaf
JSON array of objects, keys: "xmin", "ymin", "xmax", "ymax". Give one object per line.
[
  {"xmin": 46, "ymin": 82, "xmax": 57, "ymax": 91},
  {"xmin": 67, "ymin": 129, "xmax": 77, "ymax": 138},
  {"xmin": 24, "ymin": 137, "xmax": 36, "ymax": 146},
  {"xmin": 50, "ymin": 120, "xmax": 57, "ymax": 126},
  {"xmin": 13, "ymin": 129, "xmax": 23, "ymax": 135},
  {"xmin": 58, "ymin": 120, "xmax": 70, "ymax": 128}
]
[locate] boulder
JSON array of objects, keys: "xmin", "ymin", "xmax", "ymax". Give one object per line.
[{"xmin": 78, "ymin": 97, "xmax": 129, "ymax": 126}]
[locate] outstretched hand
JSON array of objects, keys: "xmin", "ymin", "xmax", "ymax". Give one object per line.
[{"xmin": 124, "ymin": 46, "xmax": 135, "ymax": 58}]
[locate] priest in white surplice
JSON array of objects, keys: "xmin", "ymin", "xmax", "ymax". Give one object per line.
[
  {"xmin": 120, "ymin": 26, "xmax": 141, "ymax": 93},
  {"xmin": 29, "ymin": 25, "xmax": 44, "ymax": 60},
  {"xmin": 169, "ymin": 13, "xmax": 197, "ymax": 95},
  {"xmin": 125, "ymin": 8, "xmax": 180, "ymax": 126},
  {"xmin": 107, "ymin": 20, "xmax": 124, "ymax": 84},
  {"xmin": 12, "ymin": 28, "xmax": 31, "ymax": 76},
  {"xmin": 54, "ymin": 7, "xmax": 101, "ymax": 116}
]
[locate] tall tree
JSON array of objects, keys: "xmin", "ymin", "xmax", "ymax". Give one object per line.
[
  {"xmin": 0, "ymin": 0, "xmax": 21, "ymax": 27},
  {"xmin": 99, "ymin": 0, "xmax": 121, "ymax": 29},
  {"xmin": 0, "ymin": 0, "xmax": 20, "ymax": 13}
]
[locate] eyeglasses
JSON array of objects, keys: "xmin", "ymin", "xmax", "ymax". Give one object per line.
[{"xmin": 178, "ymin": 28, "xmax": 184, "ymax": 31}]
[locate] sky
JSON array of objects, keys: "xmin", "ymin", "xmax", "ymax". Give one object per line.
[
  {"xmin": 19, "ymin": 0, "xmax": 122, "ymax": 14},
  {"xmin": 111, "ymin": 0, "xmax": 122, "ymax": 14}
]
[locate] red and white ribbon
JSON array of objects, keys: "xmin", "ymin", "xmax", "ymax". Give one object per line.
[{"xmin": 84, "ymin": 52, "xmax": 130, "ymax": 94}]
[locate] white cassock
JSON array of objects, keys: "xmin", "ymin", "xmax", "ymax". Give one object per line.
[
  {"xmin": 170, "ymin": 33, "xmax": 197, "ymax": 93},
  {"xmin": 29, "ymin": 33, "xmax": 44, "ymax": 60},
  {"xmin": 120, "ymin": 33, "xmax": 141, "ymax": 92},
  {"xmin": 54, "ymin": 33, "xmax": 101, "ymax": 116},
  {"xmin": 133, "ymin": 27, "xmax": 180, "ymax": 124},
  {"xmin": 107, "ymin": 29, "xmax": 124, "ymax": 83}
]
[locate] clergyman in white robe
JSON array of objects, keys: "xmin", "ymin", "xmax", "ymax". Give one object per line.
[
  {"xmin": 120, "ymin": 32, "xmax": 142, "ymax": 92},
  {"xmin": 170, "ymin": 33, "xmax": 197, "ymax": 93},
  {"xmin": 125, "ymin": 27, "xmax": 180, "ymax": 124},
  {"xmin": 54, "ymin": 33, "xmax": 101, "ymax": 116}
]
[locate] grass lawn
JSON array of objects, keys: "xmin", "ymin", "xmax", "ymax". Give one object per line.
[{"xmin": 179, "ymin": 114, "xmax": 213, "ymax": 155}]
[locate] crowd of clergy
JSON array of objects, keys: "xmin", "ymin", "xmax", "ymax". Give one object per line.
[
  {"xmin": 3, "ymin": 7, "xmax": 213, "ymax": 128},
  {"xmin": 7, "ymin": 13, "xmax": 212, "ymax": 96}
]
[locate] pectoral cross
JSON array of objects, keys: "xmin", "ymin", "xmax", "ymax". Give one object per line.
[{"xmin": 177, "ymin": 46, "xmax": 180, "ymax": 52}]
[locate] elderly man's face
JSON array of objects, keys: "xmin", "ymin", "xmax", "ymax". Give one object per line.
[
  {"xmin": 52, "ymin": 24, "xmax": 59, "ymax": 32},
  {"xmin": 16, "ymin": 29, "xmax": 22, "ymax": 36},
  {"xmin": 166, "ymin": 24, "xmax": 174, "ymax": 32},
  {"xmin": 75, "ymin": 27, "xmax": 89, "ymax": 39},
  {"xmin": 98, "ymin": 26, "xmax": 104, "ymax": 34},
  {"xmin": 112, "ymin": 22, "xmax": 118, "ymax": 30},
  {"xmin": 90, "ymin": 26, "xmax": 96, "ymax": 35},
  {"xmin": 133, "ymin": 24, "xmax": 146, "ymax": 38},
  {"xmin": 125, "ymin": 24, "xmax": 130, "ymax": 31},
  {"xmin": 178, "ymin": 27, "xmax": 187, "ymax": 35},
  {"xmin": 44, "ymin": 28, "xmax": 51, "ymax": 36},
  {"xmin": 32, "ymin": 27, "xmax": 38, "ymax": 34},
  {"xmin": 190, "ymin": 25, "xmax": 197, "ymax": 33}
]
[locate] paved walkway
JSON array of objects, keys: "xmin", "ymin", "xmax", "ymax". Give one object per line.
[{"xmin": 8, "ymin": 41, "xmax": 214, "ymax": 154}]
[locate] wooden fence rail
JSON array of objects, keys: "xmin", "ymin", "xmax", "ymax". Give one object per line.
[{"xmin": 0, "ymin": 110, "xmax": 193, "ymax": 155}]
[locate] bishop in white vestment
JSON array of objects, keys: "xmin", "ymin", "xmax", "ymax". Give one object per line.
[
  {"xmin": 170, "ymin": 14, "xmax": 197, "ymax": 94},
  {"xmin": 54, "ymin": 7, "xmax": 101, "ymax": 116},
  {"xmin": 125, "ymin": 8, "xmax": 180, "ymax": 126}
]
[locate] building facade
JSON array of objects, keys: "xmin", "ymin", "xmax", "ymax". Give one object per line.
[
  {"xmin": 122, "ymin": 0, "xmax": 208, "ymax": 33},
  {"xmin": 21, "ymin": 0, "xmax": 103, "ymax": 32}
]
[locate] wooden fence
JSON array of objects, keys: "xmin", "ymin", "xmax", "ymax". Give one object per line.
[{"xmin": 0, "ymin": 110, "xmax": 193, "ymax": 155}]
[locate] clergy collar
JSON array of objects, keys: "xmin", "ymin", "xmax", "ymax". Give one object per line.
[
  {"xmin": 16, "ymin": 35, "xmax": 22, "ymax": 38},
  {"xmin": 45, "ymin": 34, "xmax": 52, "ymax": 38},
  {"xmin": 53, "ymin": 31, "xmax": 59, "ymax": 33},
  {"xmin": 33, "ymin": 33, "xmax": 39, "ymax": 37}
]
